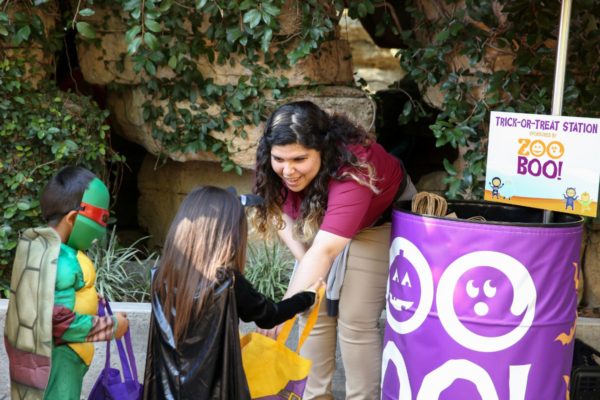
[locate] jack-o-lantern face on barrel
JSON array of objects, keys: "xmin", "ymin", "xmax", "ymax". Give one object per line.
[
  {"xmin": 387, "ymin": 237, "xmax": 434, "ymax": 335},
  {"xmin": 388, "ymin": 253, "xmax": 420, "ymax": 322}
]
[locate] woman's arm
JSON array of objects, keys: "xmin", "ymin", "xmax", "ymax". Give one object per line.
[
  {"xmin": 277, "ymin": 213, "xmax": 307, "ymax": 261},
  {"xmin": 283, "ymin": 229, "xmax": 350, "ymax": 298}
]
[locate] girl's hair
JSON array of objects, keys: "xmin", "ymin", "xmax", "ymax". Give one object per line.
[
  {"xmin": 153, "ymin": 186, "xmax": 247, "ymax": 345},
  {"xmin": 253, "ymin": 101, "xmax": 376, "ymax": 241},
  {"xmin": 41, "ymin": 166, "xmax": 96, "ymax": 226}
]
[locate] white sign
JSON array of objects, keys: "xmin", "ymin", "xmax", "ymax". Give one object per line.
[{"xmin": 485, "ymin": 111, "xmax": 600, "ymax": 217}]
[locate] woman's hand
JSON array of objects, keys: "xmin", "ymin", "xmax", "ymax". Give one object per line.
[{"xmin": 306, "ymin": 277, "xmax": 325, "ymax": 294}]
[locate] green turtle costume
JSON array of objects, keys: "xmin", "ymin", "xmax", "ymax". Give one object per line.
[{"xmin": 4, "ymin": 177, "xmax": 117, "ymax": 400}]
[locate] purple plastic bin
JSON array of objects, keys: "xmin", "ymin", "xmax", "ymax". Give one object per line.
[{"xmin": 382, "ymin": 201, "xmax": 583, "ymax": 400}]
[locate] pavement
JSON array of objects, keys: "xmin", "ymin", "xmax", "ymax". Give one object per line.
[
  {"xmin": 0, "ymin": 300, "xmax": 350, "ymax": 398},
  {"xmin": 2, "ymin": 300, "xmax": 600, "ymax": 399}
]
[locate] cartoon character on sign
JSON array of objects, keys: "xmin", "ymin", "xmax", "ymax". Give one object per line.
[
  {"xmin": 547, "ymin": 141, "xmax": 565, "ymax": 159},
  {"xmin": 563, "ymin": 187, "xmax": 578, "ymax": 211},
  {"xmin": 530, "ymin": 140, "xmax": 545, "ymax": 157},
  {"xmin": 489, "ymin": 177, "xmax": 504, "ymax": 199},
  {"xmin": 579, "ymin": 192, "xmax": 592, "ymax": 213}
]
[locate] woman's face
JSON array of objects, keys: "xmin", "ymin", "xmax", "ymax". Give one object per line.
[{"xmin": 270, "ymin": 143, "xmax": 321, "ymax": 192}]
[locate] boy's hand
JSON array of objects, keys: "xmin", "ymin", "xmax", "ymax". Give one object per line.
[{"xmin": 114, "ymin": 312, "xmax": 129, "ymax": 339}]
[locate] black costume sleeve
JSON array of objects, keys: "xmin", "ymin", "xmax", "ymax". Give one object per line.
[{"xmin": 234, "ymin": 271, "xmax": 316, "ymax": 329}]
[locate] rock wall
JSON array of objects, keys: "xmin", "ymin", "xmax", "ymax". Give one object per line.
[
  {"xmin": 136, "ymin": 86, "xmax": 376, "ymax": 245},
  {"xmin": 583, "ymin": 223, "xmax": 600, "ymax": 308},
  {"xmin": 73, "ymin": 2, "xmax": 376, "ymax": 245},
  {"xmin": 137, "ymin": 157, "xmax": 254, "ymax": 248},
  {"xmin": 3, "ymin": 3, "xmax": 58, "ymax": 87},
  {"xmin": 339, "ymin": 10, "xmax": 405, "ymax": 93}
]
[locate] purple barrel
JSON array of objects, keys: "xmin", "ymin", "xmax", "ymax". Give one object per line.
[{"xmin": 382, "ymin": 201, "xmax": 583, "ymax": 400}]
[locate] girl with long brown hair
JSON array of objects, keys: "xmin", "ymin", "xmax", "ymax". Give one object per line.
[{"xmin": 143, "ymin": 186, "xmax": 319, "ymax": 399}]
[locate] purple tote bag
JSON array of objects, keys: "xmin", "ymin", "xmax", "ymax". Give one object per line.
[{"xmin": 88, "ymin": 299, "xmax": 143, "ymax": 400}]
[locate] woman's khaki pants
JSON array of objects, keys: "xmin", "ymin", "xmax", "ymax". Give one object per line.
[{"xmin": 299, "ymin": 224, "xmax": 390, "ymax": 399}]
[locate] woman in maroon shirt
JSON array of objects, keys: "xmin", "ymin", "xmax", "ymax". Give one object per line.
[{"xmin": 253, "ymin": 101, "xmax": 416, "ymax": 399}]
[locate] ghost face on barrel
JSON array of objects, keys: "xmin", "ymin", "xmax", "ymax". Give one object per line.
[
  {"xmin": 437, "ymin": 251, "xmax": 536, "ymax": 352},
  {"xmin": 454, "ymin": 268, "xmax": 520, "ymax": 337}
]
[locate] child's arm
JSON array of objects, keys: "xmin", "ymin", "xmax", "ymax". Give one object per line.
[
  {"xmin": 52, "ymin": 305, "xmax": 119, "ymax": 343},
  {"xmin": 234, "ymin": 271, "xmax": 317, "ymax": 329},
  {"xmin": 53, "ymin": 246, "xmax": 129, "ymax": 343}
]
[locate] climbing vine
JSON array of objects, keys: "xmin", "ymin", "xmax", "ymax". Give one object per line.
[
  {"xmin": 0, "ymin": 2, "xmax": 123, "ymax": 286},
  {"xmin": 397, "ymin": 0, "xmax": 600, "ymax": 199},
  {"xmin": 71, "ymin": 0, "xmax": 369, "ymax": 173},
  {"xmin": 0, "ymin": 0, "xmax": 379, "ymax": 285}
]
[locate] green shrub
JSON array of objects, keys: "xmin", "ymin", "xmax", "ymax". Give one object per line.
[
  {"xmin": 0, "ymin": 60, "xmax": 123, "ymax": 286},
  {"xmin": 89, "ymin": 227, "xmax": 157, "ymax": 302},
  {"xmin": 245, "ymin": 240, "xmax": 294, "ymax": 301},
  {"xmin": 396, "ymin": 0, "xmax": 600, "ymax": 199}
]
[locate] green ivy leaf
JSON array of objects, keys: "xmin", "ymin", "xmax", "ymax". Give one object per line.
[
  {"xmin": 128, "ymin": 36, "xmax": 143, "ymax": 54},
  {"xmin": 78, "ymin": 8, "xmax": 96, "ymax": 17},
  {"xmin": 16, "ymin": 200, "xmax": 30, "ymax": 211},
  {"xmin": 239, "ymin": 0, "xmax": 254, "ymax": 10},
  {"xmin": 145, "ymin": 60, "xmax": 157, "ymax": 75},
  {"xmin": 144, "ymin": 32, "xmax": 160, "ymax": 51},
  {"xmin": 125, "ymin": 26, "xmax": 141, "ymax": 43},
  {"xmin": 226, "ymin": 26, "xmax": 243, "ymax": 44},
  {"xmin": 145, "ymin": 19, "xmax": 162, "ymax": 33},
  {"xmin": 262, "ymin": 3, "xmax": 280, "ymax": 17},
  {"xmin": 435, "ymin": 29, "xmax": 449, "ymax": 43},
  {"xmin": 76, "ymin": 22, "xmax": 96, "ymax": 39},
  {"xmin": 261, "ymin": 28, "xmax": 273, "ymax": 53},
  {"xmin": 13, "ymin": 25, "xmax": 31, "ymax": 45},
  {"xmin": 168, "ymin": 55, "xmax": 178, "ymax": 69},
  {"xmin": 243, "ymin": 9, "xmax": 262, "ymax": 29}
]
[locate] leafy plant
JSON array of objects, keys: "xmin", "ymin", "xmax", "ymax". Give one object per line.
[
  {"xmin": 66, "ymin": 0, "xmax": 355, "ymax": 173},
  {"xmin": 0, "ymin": 61, "xmax": 123, "ymax": 277},
  {"xmin": 245, "ymin": 240, "xmax": 294, "ymax": 301},
  {"xmin": 396, "ymin": 0, "xmax": 600, "ymax": 199},
  {"xmin": 89, "ymin": 227, "xmax": 157, "ymax": 302}
]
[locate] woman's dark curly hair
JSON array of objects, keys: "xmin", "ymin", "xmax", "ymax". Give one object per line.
[{"xmin": 252, "ymin": 101, "xmax": 377, "ymax": 241}]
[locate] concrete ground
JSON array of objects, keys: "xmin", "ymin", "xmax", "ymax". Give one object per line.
[
  {"xmin": 0, "ymin": 300, "xmax": 348, "ymax": 399},
  {"xmin": 1, "ymin": 300, "xmax": 600, "ymax": 399}
]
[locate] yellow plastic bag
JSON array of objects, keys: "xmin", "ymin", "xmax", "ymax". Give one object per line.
[{"xmin": 241, "ymin": 287, "xmax": 324, "ymax": 399}]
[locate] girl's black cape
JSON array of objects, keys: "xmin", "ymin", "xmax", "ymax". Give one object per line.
[{"xmin": 143, "ymin": 270, "xmax": 250, "ymax": 400}]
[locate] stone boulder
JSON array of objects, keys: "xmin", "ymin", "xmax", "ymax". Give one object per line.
[
  {"xmin": 137, "ymin": 156, "xmax": 255, "ymax": 247},
  {"xmin": 583, "ymin": 227, "xmax": 600, "ymax": 307},
  {"xmin": 76, "ymin": 2, "xmax": 352, "ymax": 87},
  {"xmin": 2, "ymin": 2, "xmax": 58, "ymax": 87},
  {"xmin": 109, "ymin": 85, "xmax": 376, "ymax": 169},
  {"xmin": 135, "ymin": 87, "xmax": 376, "ymax": 245}
]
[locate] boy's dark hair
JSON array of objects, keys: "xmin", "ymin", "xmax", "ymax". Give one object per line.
[{"xmin": 41, "ymin": 166, "xmax": 97, "ymax": 226}]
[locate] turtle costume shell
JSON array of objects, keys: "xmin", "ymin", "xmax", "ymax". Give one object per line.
[{"xmin": 4, "ymin": 227, "xmax": 61, "ymax": 399}]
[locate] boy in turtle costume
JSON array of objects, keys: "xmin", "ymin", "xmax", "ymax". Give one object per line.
[{"xmin": 4, "ymin": 166, "xmax": 129, "ymax": 400}]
